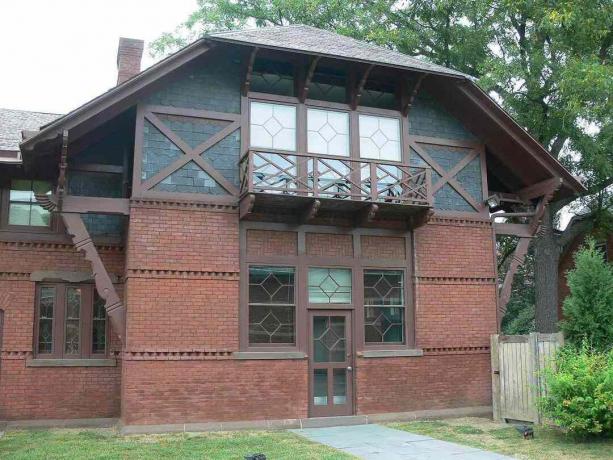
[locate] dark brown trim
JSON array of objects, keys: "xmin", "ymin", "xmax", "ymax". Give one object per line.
[
  {"xmin": 300, "ymin": 56, "xmax": 321, "ymax": 102},
  {"xmin": 493, "ymin": 223, "xmax": 532, "ymax": 237},
  {"xmin": 62, "ymin": 196, "xmax": 130, "ymax": 215},
  {"xmin": 351, "ymin": 64, "xmax": 374, "ymax": 110},
  {"xmin": 242, "ymin": 47, "xmax": 259, "ymax": 96},
  {"xmin": 402, "ymin": 73, "xmax": 427, "ymax": 117}
]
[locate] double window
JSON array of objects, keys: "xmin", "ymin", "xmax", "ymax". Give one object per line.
[
  {"xmin": 249, "ymin": 101, "xmax": 402, "ymax": 162},
  {"xmin": 35, "ymin": 283, "xmax": 108, "ymax": 358},
  {"xmin": 247, "ymin": 265, "xmax": 406, "ymax": 347}
]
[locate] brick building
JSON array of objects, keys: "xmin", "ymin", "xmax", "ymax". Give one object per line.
[{"xmin": 0, "ymin": 25, "xmax": 584, "ymax": 429}]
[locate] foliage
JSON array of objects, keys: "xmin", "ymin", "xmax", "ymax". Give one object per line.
[
  {"xmin": 539, "ymin": 344, "xmax": 613, "ymax": 438},
  {"xmin": 560, "ymin": 239, "xmax": 613, "ymax": 350}
]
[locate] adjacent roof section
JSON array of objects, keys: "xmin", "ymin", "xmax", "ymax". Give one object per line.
[
  {"xmin": 208, "ymin": 24, "xmax": 468, "ymax": 78},
  {"xmin": 0, "ymin": 108, "xmax": 61, "ymax": 152}
]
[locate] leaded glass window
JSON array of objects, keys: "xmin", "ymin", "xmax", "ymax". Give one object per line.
[
  {"xmin": 248, "ymin": 266, "xmax": 296, "ymax": 345},
  {"xmin": 37, "ymin": 286, "xmax": 55, "ymax": 354},
  {"xmin": 364, "ymin": 270, "xmax": 405, "ymax": 343},
  {"xmin": 64, "ymin": 287, "xmax": 82, "ymax": 355},
  {"xmin": 8, "ymin": 179, "xmax": 52, "ymax": 227},
  {"xmin": 359, "ymin": 115, "xmax": 401, "ymax": 162},
  {"xmin": 308, "ymin": 268, "xmax": 352, "ymax": 304},
  {"xmin": 250, "ymin": 102, "xmax": 296, "ymax": 151},
  {"xmin": 307, "ymin": 109, "xmax": 350, "ymax": 157},
  {"xmin": 92, "ymin": 292, "xmax": 107, "ymax": 354}
]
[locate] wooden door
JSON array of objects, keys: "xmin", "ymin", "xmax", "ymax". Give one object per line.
[{"xmin": 308, "ymin": 310, "xmax": 353, "ymax": 417}]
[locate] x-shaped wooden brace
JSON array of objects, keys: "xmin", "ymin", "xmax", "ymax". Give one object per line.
[
  {"xmin": 142, "ymin": 111, "xmax": 241, "ymax": 195},
  {"xmin": 409, "ymin": 140, "xmax": 481, "ymax": 211}
]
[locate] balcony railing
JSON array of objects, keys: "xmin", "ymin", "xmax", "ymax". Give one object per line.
[{"xmin": 240, "ymin": 150, "xmax": 432, "ymax": 207}]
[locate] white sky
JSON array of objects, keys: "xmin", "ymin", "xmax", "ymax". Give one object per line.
[{"xmin": 0, "ymin": 0, "xmax": 197, "ymax": 114}]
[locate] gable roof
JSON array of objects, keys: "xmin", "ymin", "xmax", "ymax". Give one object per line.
[
  {"xmin": 0, "ymin": 108, "xmax": 61, "ymax": 152},
  {"xmin": 208, "ymin": 24, "xmax": 468, "ymax": 78}
]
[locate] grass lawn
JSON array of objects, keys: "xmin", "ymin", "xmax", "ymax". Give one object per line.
[
  {"xmin": 0, "ymin": 428, "xmax": 353, "ymax": 460},
  {"xmin": 389, "ymin": 417, "xmax": 613, "ymax": 460}
]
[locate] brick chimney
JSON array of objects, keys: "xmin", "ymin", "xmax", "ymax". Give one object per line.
[{"xmin": 116, "ymin": 37, "xmax": 144, "ymax": 85}]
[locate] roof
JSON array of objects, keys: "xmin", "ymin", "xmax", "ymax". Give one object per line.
[
  {"xmin": 0, "ymin": 108, "xmax": 61, "ymax": 152},
  {"xmin": 208, "ymin": 24, "xmax": 468, "ymax": 78}
]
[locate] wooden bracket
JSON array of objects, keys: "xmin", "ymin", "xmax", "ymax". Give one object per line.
[
  {"xmin": 354, "ymin": 203, "xmax": 379, "ymax": 227},
  {"xmin": 498, "ymin": 236, "xmax": 531, "ymax": 325},
  {"xmin": 242, "ymin": 47, "xmax": 259, "ymax": 96},
  {"xmin": 351, "ymin": 64, "xmax": 374, "ymax": 110},
  {"xmin": 56, "ymin": 130, "xmax": 69, "ymax": 211},
  {"xmin": 61, "ymin": 212, "xmax": 126, "ymax": 342},
  {"xmin": 239, "ymin": 193, "xmax": 256, "ymax": 220},
  {"xmin": 301, "ymin": 199, "xmax": 321, "ymax": 223},
  {"xmin": 407, "ymin": 208, "xmax": 434, "ymax": 230},
  {"xmin": 300, "ymin": 56, "xmax": 321, "ymax": 102},
  {"xmin": 402, "ymin": 73, "xmax": 427, "ymax": 117}
]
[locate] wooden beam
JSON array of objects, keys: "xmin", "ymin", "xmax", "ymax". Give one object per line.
[
  {"xmin": 239, "ymin": 193, "xmax": 255, "ymax": 220},
  {"xmin": 407, "ymin": 208, "xmax": 434, "ymax": 229},
  {"xmin": 351, "ymin": 64, "xmax": 374, "ymax": 110},
  {"xmin": 301, "ymin": 199, "xmax": 321, "ymax": 223},
  {"xmin": 402, "ymin": 73, "xmax": 427, "ymax": 116},
  {"xmin": 62, "ymin": 196, "xmax": 130, "ymax": 215},
  {"xmin": 494, "ymin": 223, "xmax": 533, "ymax": 237},
  {"xmin": 61, "ymin": 212, "xmax": 126, "ymax": 342},
  {"xmin": 57, "ymin": 130, "xmax": 69, "ymax": 210},
  {"xmin": 498, "ymin": 236, "xmax": 531, "ymax": 325},
  {"xmin": 242, "ymin": 47, "xmax": 259, "ymax": 96},
  {"xmin": 517, "ymin": 177, "xmax": 563, "ymax": 202},
  {"xmin": 300, "ymin": 56, "xmax": 321, "ymax": 102}
]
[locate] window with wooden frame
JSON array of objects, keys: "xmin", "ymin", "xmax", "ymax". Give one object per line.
[
  {"xmin": 2, "ymin": 179, "xmax": 53, "ymax": 229},
  {"xmin": 248, "ymin": 266, "xmax": 296, "ymax": 345},
  {"xmin": 249, "ymin": 101, "xmax": 297, "ymax": 151},
  {"xmin": 363, "ymin": 269, "xmax": 405, "ymax": 344},
  {"xmin": 35, "ymin": 283, "xmax": 108, "ymax": 359},
  {"xmin": 358, "ymin": 114, "xmax": 401, "ymax": 162}
]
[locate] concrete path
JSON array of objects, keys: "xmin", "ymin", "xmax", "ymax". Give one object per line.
[{"xmin": 291, "ymin": 424, "xmax": 513, "ymax": 459}]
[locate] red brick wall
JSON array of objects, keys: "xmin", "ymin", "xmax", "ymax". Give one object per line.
[
  {"xmin": 247, "ymin": 230, "xmax": 297, "ymax": 256},
  {"xmin": 0, "ymin": 241, "xmax": 124, "ymax": 420},
  {"xmin": 305, "ymin": 233, "xmax": 353, "ymax": 257},
  {"xmin": 361, "ymin": 235, "xmax": 406, "ymax": 259}
]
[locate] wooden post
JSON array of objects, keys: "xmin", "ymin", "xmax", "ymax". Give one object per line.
[
  {"xmin": 528, "ymin": 332, "xmax": 540, "ymax": 423},
  {"xmin": 490, "ymin": 334, "xmax": 501, "ymax": 421}
]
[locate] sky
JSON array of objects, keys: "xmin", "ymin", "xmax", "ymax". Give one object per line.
[{"xmin": 0, "ymin": 0, "xmax": 197, "ymax": 114}]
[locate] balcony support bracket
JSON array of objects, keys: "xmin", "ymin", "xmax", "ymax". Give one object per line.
[
  {"xmin": 240, "ymin": 193, "xmax": 256, "ymax": 220},
  {"xmin": 301, "ymin": 199, "xmax": 321, "ymax": 223},
  {"xmin": 354, "ymin": 203, "xmax": 379, "ymax": 227}
]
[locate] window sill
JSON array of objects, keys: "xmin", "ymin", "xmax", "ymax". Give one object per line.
[
  {"xmin": 358, "ymin": 349, "xmax": 423, "ymax": 358},
  {"xmin": 26, "ymin": 358, "xmax": 117, "ymax": 367},
  {"xmin": 233, "ymin": 351, "xmax": 307, "ymax": 360}
]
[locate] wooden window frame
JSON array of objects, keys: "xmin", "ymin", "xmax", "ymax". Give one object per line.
[
  {"xmin": 239, "ymin": 222, "xmax": 416, "ymax": 353},
  {"xmin": 0, "ymin": 180, "xmax": 60, "ymax": 234},
  {"xmin": 34, "ymin": 283, "xmax": 109, "ymax": 359}
]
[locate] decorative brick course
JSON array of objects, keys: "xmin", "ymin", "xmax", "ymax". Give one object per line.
[{"xmin": 305, "ymin": 233, "xmax": 353, "ymax": 257}]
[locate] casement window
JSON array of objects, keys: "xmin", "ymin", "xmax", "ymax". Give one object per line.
[
  {"xmin": 363, "ymin": 269, "xmax": 405, "ymax": 343},
  {"xmin": 358, "ymin": 115, "xmax": 401, "ymax": 162},
  {"xmin": 307, "ymin": 108, "xmax": 350, "ymax": 157},
  {"xmin": 248, "ymin": 266, "xmax": 296, "ymax": 345},
  {"xmin": 308, "ymin": 268, "xmax": 352, "ymax": 304},
  {"xmin": 35, "ymin": 284, "xmax": 108, "ymax": 358},
  {"xmin": 249, "ymin": 101, "xmax": 297, "ymax": 151},
  {"xmin": 7, "ymin": 179, "xmax": 52, "ymax": 227}
]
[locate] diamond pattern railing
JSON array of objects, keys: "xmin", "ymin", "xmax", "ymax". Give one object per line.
[{"xmin": 240, "ymin": 150, "xmax": 432, "ymax": 207}]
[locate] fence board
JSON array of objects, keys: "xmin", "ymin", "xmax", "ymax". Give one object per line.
[{"xmin": 491, "ymin": 332, "xmax": 563, "ymax": 423}]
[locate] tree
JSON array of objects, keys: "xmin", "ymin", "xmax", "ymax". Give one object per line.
[
  {"xmin": 560, "ymin": 240, "xmax": 613, "ymax": 351},
  {"xmin": 153, "ymin": 1, "xmax": 613, "ymax": 331}
]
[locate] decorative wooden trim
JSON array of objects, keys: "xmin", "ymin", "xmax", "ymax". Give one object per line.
[
  {"xmin": 517, "ymin": 177, "xmax": 562, "ymax": 202},
  {"xmin": 494, "ymin": 223, "xmax": 532, "ymax": 237},
  {"xmin": 301, "ymin": 199, "xmax": 321, "ymax": 223},
  {"xmin": 57, "ymin": 130, "xmax": 69, "ymax": 210},
  {"xmin": 300, "ymin": 56, "xmax": 321, "ymax": 102},
  {"xmin": 354, "ymin": 203, "xmax": 378, "ymax": 227},
  {"xmin": 146, "ymin": 105, "xmax": 240, "ymax": 122},
  {"xmin": 408, "ymin": 209, "xmax": 434, "ymax": 230},
  {"xmin": 402, "ymin": 73, "xmax": 427, "ymax": 116},
  {"xmin": 60, "ymin": 212, "xmax": 126, "ymax": 342},
  {"xmin": 416, "ymin": 276, "xmax": 496, "ymax": 285},
  {"xmin": 431, "ymin": 150, "xmax": 480, "ymax": 194},
  {"xmin": 61, "ymin": 196, "xmax": 130, "ymax": 215},
  {"xmin": 129, "ymin": 197, "xmax": 237, "ymax": 212},
  {"xmin": 351, "ymin": 64, "xmax": 374, "ymax": 110},
  {"xmin": 239, "ymin": 193, "xmax": 256, "ymax": 220},
  {"xmin": 125, "ymin": 269, "xmax": 239, "ymax": 280},
  {"xmin": 70, "ymin": 163, "xmax": 124, "ymax": 174},
  {"xmin": 242, "ymin": 47, "xmax": 259, "ymax": 96},
  {"xmin": 498, "ymin": 236, "xmax": 531, "ymax": 323},
  {"xmin": 410, "ymin": 135, "xmax": 483, "ymax": 149}
]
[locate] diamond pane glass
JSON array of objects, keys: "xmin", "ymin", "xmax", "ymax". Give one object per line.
[
  {"xmin": 250, "ymin": 102, "xmax": 296, "ymax": 151},
  {"xmin": 364, "ymin": 270, "xmax": 405, "ymax": 343},
  {"xmin": 64, "ymin": 287, "xmax": 81, "ymax": 355},
  {"xmin": 307, "ymin": 109, "xmax": 349, "ymax": 157},
  {"xmin": 359, "ymin": 115, "xmax": 401, "ymax": 161},
  {"xmin": 308, "ymin": 268, "xmax": 351, "ymax": 304},
  {"xmin": 248, "ymin": 266, "xmax": 296, "ymax": 345},
  {"xmin": 37, "ymin": 287, "xmax": 55, "ymax": 354},
  {"xmin": 313, "ymin": 316, "xmax": 346, "ymax": 363},
  {"xmin": 92, "ymin": 293, "xmax": 106, "ymax": 354},
  {"xmin": 313, "ymin": 369, "xmax": 328, "ymax": 406}
]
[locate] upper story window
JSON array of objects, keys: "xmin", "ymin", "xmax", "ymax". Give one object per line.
[
  {"xmin": 307, "ymin": 108, "xmax": 350, "ymax": 157},
  {"xmin": 359, "ymin": 115, "xmax": 401, "ymax": 162},
  {"xmin": 250, "ymin": 101, "xmax": 296, "ymax": 151},
  {"xmin": 8, "ymin": 180, "xmax": 52, "ymax": 227},
  {"xmin": 35, "ymin": 283, "xmax": 108, "ymax": 359}
]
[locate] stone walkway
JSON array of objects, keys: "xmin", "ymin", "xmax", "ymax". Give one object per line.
[{"xmin": 291, "ymin": 424, "xmax": 513, "ymax": 459}]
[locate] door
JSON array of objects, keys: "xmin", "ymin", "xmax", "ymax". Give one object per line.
[{"xmin": 309, "ymin": 310, "xmax": 353, "ymax": 417}]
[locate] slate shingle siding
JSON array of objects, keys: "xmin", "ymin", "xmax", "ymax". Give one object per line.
[
  {"xmin": 409, "ymin": 91, "xmax": 476, "ymax": 142},
  {"xmin": 142, "ymin": 54, "xmax": 241, "ymax": 195}
]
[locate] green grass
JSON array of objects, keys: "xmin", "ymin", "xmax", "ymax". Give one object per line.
[
  {"xmin": 389, "ymin": 417, "xmax": 613, "ymax": 460},
  {"xmin": 0, "ymin": 429, "xmax": 354, "ymax": 460}
]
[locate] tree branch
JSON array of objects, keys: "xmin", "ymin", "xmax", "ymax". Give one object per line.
[{"xmin": 557, "ymin": 213, "xmax": 595, "ymax": 252}]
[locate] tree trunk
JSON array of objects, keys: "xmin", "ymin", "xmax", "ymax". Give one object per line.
[{"xmin": 534, "ymin": 206, "xmax": 561, "ymax": 332}]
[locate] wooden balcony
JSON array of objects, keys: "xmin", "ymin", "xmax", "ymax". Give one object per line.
[{"xmin": 239, "ymin": 150, "xmax": 433, "ymax": 226}]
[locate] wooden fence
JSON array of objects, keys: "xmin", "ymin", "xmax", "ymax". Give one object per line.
[{"xmin": 491, "ymin": 332, "xmax": 564, "ymax": 424}]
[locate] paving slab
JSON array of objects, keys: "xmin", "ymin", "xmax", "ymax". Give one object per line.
[{"xmin": 291, "ymin": 423, "xmax": 512, "ymax": 459}]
